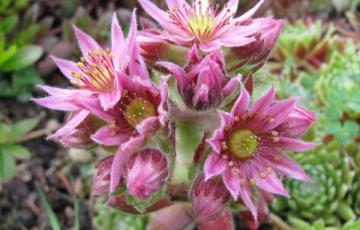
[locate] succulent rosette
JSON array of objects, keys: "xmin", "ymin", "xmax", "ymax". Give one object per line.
[
  {"xmin": 204, "ymin": 85, "xmax": 316, "ymax": 220},
  {"xmin": 272, "ymin": 142, "xmax": 356, "ymax": 228}
]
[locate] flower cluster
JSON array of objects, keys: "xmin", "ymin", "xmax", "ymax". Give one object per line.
[{"xmin": 34, "ymin": 0, "xmax": 317, "ymax": 227}]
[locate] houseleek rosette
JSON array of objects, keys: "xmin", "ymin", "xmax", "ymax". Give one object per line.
[{"xmin": 272, "ymin": 141, "xmax": 356, "ymax": 227}]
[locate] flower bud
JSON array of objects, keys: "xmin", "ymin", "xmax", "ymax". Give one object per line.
[
  {"xmin": 228, "ymin": 19, "xmax": 283, "ymax": 70},
  {"xmin": 138, "ymin": 33, "xmax": 188, "ymax": 67},
  {"xmin": 124, "ymin": 148, "xmax": 169, "ymax": 200},
  {"xmin": 198, "ymin": 209, "xmax": 234, "ymax": 230},
  {"xmin": 60, "ymin": 112, "xmax": 103, "ymax": 148},
  {"xmin": 190, "ymin": 173, "xmax": 230, "ymax": 223},
  {"xmin": 92, "ymin": 155, "xmax": 113, "ymax": 195}
]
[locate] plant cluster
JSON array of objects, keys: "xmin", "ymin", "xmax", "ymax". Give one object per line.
[{"xmin": 34, "ymin": 0, "xmax": 318, "ymax": 227}]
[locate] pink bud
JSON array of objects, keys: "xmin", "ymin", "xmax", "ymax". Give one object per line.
[
  {"xmin": 199, "ymin": 209, "xmax": 234, "ymax": 230},
  {"xmin": 124, "ymin": 148, "xmax": 169, "ymax": 200},
  {"xmin": 92, "ymin": 155, "xmax": 113, "ymax": 195},
  {"xmin": 138, "ymin": 33, "xmax": 188, "ymax": 67},
  {"xmin": 60, "ymin": 113, "xmax": 103, "ymax": 148},
  {"xmin": 230, "ymin": 19, "xmax": 283, "ymax": 67},
  {"xmin": 190, "ymin": 173, "xmax": 230, "ymax": 223}
]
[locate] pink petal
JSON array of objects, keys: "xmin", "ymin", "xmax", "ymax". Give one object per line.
[
  {"xmin": 73, "ymin": 26, "xmax": 100, "ymax": 58},
  {"xmin": 226, "ymin": 0, "xmax": 239, "ymax": 13},
  {"xmin": 165, "ymin": 0, "xmax": 187, "ymax": 9},
  {"xmin": 207, "ymin": 111, "xmax": 232, "ymax": 153},
  {"xmin": 235, "ymin": 0, "xmax": 264, "ymax": 22},
  {"xmin": 110, "ymin": 148, "xmax": 130, "ymax": 193},
  {"xmin": 48, "ymin": 110, "xmax": 90, "ymax": 139},
  {"xmin": 135, "ymin": 116, "xmax": 159, "ymax": 136},
  {"xmin": 33, "ymin": 97, "xmax": 79, "ymax": 111},
  {"xmin": 158, "ymin": 76, "xmax": 169, "ymax": 126},
  {"xmin": 272, "ymin": 137, "xmax": 318, "ymax": 152},
  {"xmin": 264, "ymin": 154, "xmax": 311, "ymax": 181},
  {"xmin": 193, "ymin": 84, "xmax": 210, "ymax": 107},
  {"xmin": 239, "ymin": 184, "xmax": 258, "ymax": 223},
  {"xmin": 254, "ymin": 172, "xmax": 289, "ymax": 197},
  {"xmin": 231, "ymin": 84, "xmax": 250, "ymax": 117},
  {"xmin": 222, "ymin": 75, "xmax": 241, "ymax": 98},
  {"xmin": 222, "ymin": 169, "xmax": 240, "ymax": 200},
  {"xmin": 158, "ymin": 61, "xmax": 186, "ymax": 87},
  {"xmin": 121, "ymin": 136, "xmax": 145, "ymax": 152},
  {"xmin": 204, "ymin": 153, "xmax": 227, "ymax": 181},
  {"xmin": 111, "ymin": 13, "xmax": 125, "ymax": 71},
  {"xmin": 219, "ymin": 35, "xmax": 255, "ymax": 48},
  {"xmin": 260, "ymin": 98, "xmax": 298, "ymax": 132},
  {"xmin": 139, "ymin": 0, "xmax": 184, "ymax": 35},
  {"xmin": 98, "ymin": 76, "xmax": 122, "ymax": 111},
  {"xmin": 126, "ymin": 10, "xmax": 150, "ymax": 80},
  {"xmin": 249, "ymin": 85, "xmax": 275, "ymax": 115},
  {"xmin": 80, "ymin": 98, "xmax": 117, "ymax": 121},
  {"xmin": 50, "ymin": 56, "xmax": 79, "ymax": 80},
  {"xmin": 91, "ymin": 126, "xmax": 130, "ymax": 146}
]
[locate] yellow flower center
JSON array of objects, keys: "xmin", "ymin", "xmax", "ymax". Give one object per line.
[
  {"xmin": 124, "ymin": 97, "xmax": 157, "ymax": 127},
  {"xmin": 227, "ymin": 129, "xmax": 258, "ymax": 159},
  {"xmin": 188, "ymin": 14, "xmax": 215, "ymax": 40}
]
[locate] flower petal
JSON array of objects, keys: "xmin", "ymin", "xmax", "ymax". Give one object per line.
[
  {"xmin": 235, "ymin": 0, "xmax": 264, "ymax": 22},
  {"xmin": 135, "ymin": 116, "xmax": 159, "ymax": 136},
  {"xmin": 93, "ymin": 155, "xmax": 113, "ymax": 195},
  {"xmin": 126, "ymin": 10, "xmax": 150, "ymax": 80},
  {"xmin": 165, "ymin": 0, "xmax": 187, "ymax": 9},
  {"xmin": 91, "ymin": 126, "xmax": 130, "ymax": 146},
  {"xmin": 264, "ymin": 154, "xmax": 311, "ymax": 182},
  {"xmin": 139, "ymin": 0, "xmax": 184, "ymax": 35},
  {"xmin": 80, "ymin": 98, "xmax": 117, "ymax": 121},
  {"xmin": 222, "ymin": 74, "xmax": 241, "ymax": 98},
  {"xmin": 111, "ymin": 13, "xmax": 125, "ymax": 71},
  {"xmin": 110, "ymin": 148, "xmax": 130, "ymax": 193},
  {"xmin": 254, "ymin": 172, "xmax": 289, "ymax": 197},
  {"xmin": 98, "ymin": 76, "xmax": 122, "ymax": 111},
  {"xmin": 32, "ymin": 96, "xmax": 79, "ymax": 111},
  {"xmin": 231, "ymin": 84, "xmax": 250, "ymax": 117},
  {"xmin": 158, "ymin": 76, "xmax": 169, "ymax": 126},
  {"xmin": 249, "ymin": 85, "xmax": 275, "ymax": 115},
  {"xmin": 204, "ymin": 153, "xmax": 227, "ymax": 181},
  {"xmin": 239, "ymin": 183, "xmax": 258, "ymax": 223},
  {"xmin": 48, "ymin": 110, "xmax": 90, "ymax": 139},
  {"xmin": 272, "ymin": 137, "xmax": 318, "ymax": 152},
  {"xmin": 73, "ymin": 26, "xmax": 100, "ymax": 57},
  {"xmin": 222, "ymin": 169, "xmax": 240, "ymax": 200},
  {"xmin": 50, "ymin": 56, "xmax": 79, "ymax": 80}
]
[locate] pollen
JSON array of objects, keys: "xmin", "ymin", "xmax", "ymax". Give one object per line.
[
  {"xmin": 226, "ymin": 129, "xmax": 258, "ymax": 160},
  {"xmin": 188, "ymin": 14, "xmax": 215, "ymax": 40},
  {"xmin": 71, "ymin": 48, "xmax": 115, "ymax": 92}
]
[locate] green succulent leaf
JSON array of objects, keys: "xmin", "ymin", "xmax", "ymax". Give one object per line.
[
  {"xmin": 1, "ymin": 45, "xmax": 43, "ymax": 72},
  {"xmin": 1, "ymin": 144, "xmax": 30, "ymax": 159},
  {"xmin": 11, "ymin": 116, "xmax": 40, "ymax": 140},
  {"xmin": 0, "ymin": 14, "xmax": 19, "ymax": 34},
  {"xmin": 0, "ymin": 146, "xmax": 16, "ymax": 180}
]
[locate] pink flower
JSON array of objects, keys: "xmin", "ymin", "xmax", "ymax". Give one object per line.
[
  {"xmin": 190, "ymin": 173, "xmax": 230, "ymax": 223},
  {"xmin": 124, "ymin": 148, "xmax": 169, "ymax": 200},
  {"xmin": 204, "ymin": 85, "xmax": 316, "ymax": 221},
  {"xmin": 81, "ymin": 74, "xmax": 169, "ymax": 148},
  {"xmin": 160, "ymin": 46, "xmax": 240, "ymax": 110},
  {"xmin": 49, "ymin": 11, "xmax": 147, "ymax": 111},
  {"xmin": 138, "ymin": 0, "xmax": 268, "ymax": 52}
]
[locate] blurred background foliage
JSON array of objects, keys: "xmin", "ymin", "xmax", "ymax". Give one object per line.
[{"xmin": 0, "ymin": 0, "xmax": 359, "ymax": 229}]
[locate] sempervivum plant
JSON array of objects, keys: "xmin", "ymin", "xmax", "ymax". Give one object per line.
[
  {"xmin": 272, "ymin": 141, "xmax": 356, "ymax": 228},
  {"xmin": 268, "ymin": 20, "xmax": 336, "ymax": 76},
  {"xmin": 33, "ymin": 0, "xmax": 317, "ymax": 228}
]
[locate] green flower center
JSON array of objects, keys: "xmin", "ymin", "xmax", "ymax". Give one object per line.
[
  {"xmin": 124, "ymin": 97, "xmax": 156, "ymax": 127},
  {"xmin": 188, "ymin": 14, "xmax": 215, "ymax": 39},
  {"xmin": 227, "ymin": 129, "xmax": 258, "ymax": 159}
]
